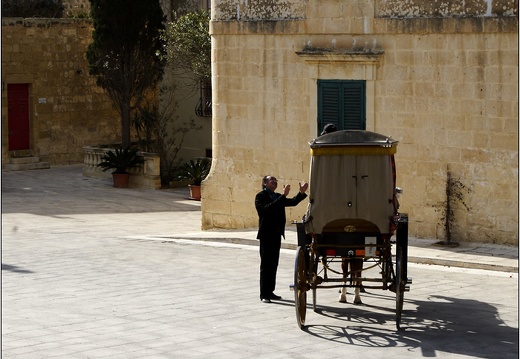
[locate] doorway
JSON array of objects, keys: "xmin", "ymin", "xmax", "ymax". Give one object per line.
[{"xmin": 7, "ymin": 83, "xmax": 31, "ymax": 151}]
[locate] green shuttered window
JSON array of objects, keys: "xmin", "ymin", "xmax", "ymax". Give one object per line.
[{"xmin": 318, "ymin": 80, "xmax": 366, "ymax": 133}]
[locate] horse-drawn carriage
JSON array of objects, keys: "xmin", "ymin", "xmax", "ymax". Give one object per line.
[{"xmin": 292, "ymin": 130, "xmax": 411, "ymax": 330}]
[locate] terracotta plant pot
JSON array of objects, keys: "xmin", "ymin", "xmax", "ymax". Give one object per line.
[
  {"xmin": 112, "ymin": 173, "xmax": 130, "ymax": 188},
  {"xmin": 188, "ymin": 184, "xmax": 201, "ymax": 200}
]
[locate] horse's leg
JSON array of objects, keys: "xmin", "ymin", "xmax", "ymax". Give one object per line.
[
  {"xmin": 339, "ymin": 258, "xmax": 347, "ymax": 303},
  {"xmin": 352, "ymin": 259, "xmax": 363, "ymax": 305}
]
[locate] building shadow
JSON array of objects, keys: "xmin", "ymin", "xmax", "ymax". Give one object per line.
[{"xmin": 1, "ymin": 165, "xmax": 200, "ymax": 216}]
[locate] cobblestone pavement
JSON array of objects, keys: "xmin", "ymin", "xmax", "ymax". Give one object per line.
[{"xmin": 2, "ymin": 165, "xmax": 518, "ymax": 358}]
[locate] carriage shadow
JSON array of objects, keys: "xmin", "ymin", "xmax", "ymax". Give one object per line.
[{"xmin": 301, "ymin": 293, "xmax": 518, "ymax": 358}]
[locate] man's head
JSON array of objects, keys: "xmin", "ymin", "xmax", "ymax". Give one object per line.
[{"xmin": 262, "ymin": 175, "xmax": 278, "ymax": 191}]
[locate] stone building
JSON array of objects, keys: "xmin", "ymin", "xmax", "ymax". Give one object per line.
[
  {"xmin": 1, "ymin": 17, "xmax": 120, "ymax": 167},
  {"xmin": 203, "ymin": 0, "xmax": 518, "ymax": 245},
  {"xmin": 1, "ymin": 0, "xmax": 212, "ymax": 170}
]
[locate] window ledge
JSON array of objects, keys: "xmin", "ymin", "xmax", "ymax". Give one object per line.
[{"xmin": 296, "ymin": 47, "xmax": 384, "ymax": 64}]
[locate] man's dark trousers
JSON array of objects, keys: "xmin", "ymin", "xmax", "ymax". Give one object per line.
[{"xmin": 259, "ymin": 235, "xmax": 282, "ymax": 299}]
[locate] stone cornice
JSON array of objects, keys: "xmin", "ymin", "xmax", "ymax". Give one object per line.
[{"xmin": 296, "ymin": 48, "xmax": 384, "ymax": 64}]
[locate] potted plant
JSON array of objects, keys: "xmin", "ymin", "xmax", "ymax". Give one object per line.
[
  {"xmin": 97, "ymin": 147, "xmax": 144, "ymax": 188},
  {"xmin": 176, "ymin": 158, "xmax": 211, "ymax": 200}
]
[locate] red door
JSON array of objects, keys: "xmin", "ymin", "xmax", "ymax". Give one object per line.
[{"xmin": 7, "ymin": 83, "xmax": 30, "ymax": 151}]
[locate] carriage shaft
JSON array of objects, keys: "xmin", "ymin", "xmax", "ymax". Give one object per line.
[
  {"xmin": 314, "ymin": 284, "xmax": 386, "ymax": 290},
  {"xmin": 318, "ymin": 277, "xmax": 385, "ymax": 283}
]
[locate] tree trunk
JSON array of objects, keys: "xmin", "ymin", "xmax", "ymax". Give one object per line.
[{"xmin": 121, "ymin": 101, "xmax": 131, "ymax": 149}]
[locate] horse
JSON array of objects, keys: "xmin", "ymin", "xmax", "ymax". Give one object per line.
[{"xmin": 338, "ymin": 255, "xmax": 364, "ymax": 305}]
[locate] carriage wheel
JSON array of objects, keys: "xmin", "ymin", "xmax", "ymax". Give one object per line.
[
  {"xmin": 294, "ymin": 246, "xmax": 307, "ymax": 329},
  {"xmin": 395, "ymin": 246, "xmax": 405, "ymax": 330},
  {"xmin": 309, "ymin": 250, "xmax": 318, "ymax": 312},
  {"xmin": 312, "ymin": 287, "xmax": 317, "ymax": 312}
]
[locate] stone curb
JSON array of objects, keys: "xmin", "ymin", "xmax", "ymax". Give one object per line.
[
  {"xmin": 407, "ymin": 256, "xmax": 518, "ymax": 273},
  {"xmin": 158, "ymin": 236, "xmax": 519, "ymax": 273}
]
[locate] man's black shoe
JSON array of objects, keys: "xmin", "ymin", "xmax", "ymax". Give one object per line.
[
  {"xmin": 261, "ymin": 298, "xmax": 271, "ymax": 303},
  {"xmin": 269, "ymin": 293, "xmax": 282, "ymax": 300}
]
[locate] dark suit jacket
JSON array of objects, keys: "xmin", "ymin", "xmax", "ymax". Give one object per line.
[{"xmin": 255, "ymin": 189, "xmax": 307, "ymax": 240}]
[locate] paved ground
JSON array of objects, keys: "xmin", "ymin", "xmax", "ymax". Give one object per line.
[{"xmin": 2, "ymin": 165, "xmax": 518, "ymax": 358}]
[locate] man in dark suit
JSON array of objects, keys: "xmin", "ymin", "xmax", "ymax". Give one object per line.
[{"xmin": 255, "ymin": 175, "xmax": 308, "ymax": 303}]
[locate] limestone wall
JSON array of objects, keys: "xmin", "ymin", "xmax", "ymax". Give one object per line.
[
  {"xmin": 204, "ymin": 0, "xmax": 518, "ymax": 245},
  {"xmin": 1, "ymin": 18, "xmax": 120, "ymax": 165},
  {"xmin": 375, "ymin": 0, "xmax": 517, "ymax": 17}
]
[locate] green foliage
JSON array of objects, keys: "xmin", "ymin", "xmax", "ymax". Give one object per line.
[
  {"xmin": 86, "ymin": 0, "xmax": 166, "ymax": 148},
  {"xmin": 66, "ymin": 11, "xmax": 90, "ymax": 19},
  {"xmin": 161, "ymin": 9, "xmax": 211, "ymax": 81},
  {"xmin": 97, "ymin": 147, "xmax": 144, "ymax": 174},
  {"xmin": 132, "ymin": 98, "xmax": 201, "ymax": 185},
  {"xmin": 176, "ymin": 158, "xmax": 211, "ymax": 186}
]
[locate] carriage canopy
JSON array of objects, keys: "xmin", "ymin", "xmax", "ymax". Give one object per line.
[{"xmin": 304, "ymin": 130, "xmax": 399, "ymax": 235}]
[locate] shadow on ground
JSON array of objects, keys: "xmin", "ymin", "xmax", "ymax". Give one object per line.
[
  {"xmin": 300, "ymin": 293, "xmax": 518, "ymax": 358},
  {"xmin": 2, "ymin": 165, "xmax": 200, "ymax": 216}
]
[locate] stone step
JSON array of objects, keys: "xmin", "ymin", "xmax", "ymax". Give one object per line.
[
  {"xmin": 9, "ymin": 149, "xmax": 34, "ymax": 158},
  {"xmin": 4, "ymin": 162, "xmax": 50, "ymax": 171},
  {"xmin": 8, "ymin": 156, "xmax": 41, "ymax": 165}
]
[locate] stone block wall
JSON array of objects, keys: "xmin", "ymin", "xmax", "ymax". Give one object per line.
[
  {"xmin": 204, "ymin": 0, "xmax": 518, "ymax": 244},
  {"xmin": 1, "ymin": 18, "xmax": 120, "ymax": 165},
  {"xmin": 375, "ymin": 0, "xmax": 517, "ymax": 17},
  {"xmin": 373, "ymin": 18, "xmax": 518, "ymax": 244}
]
